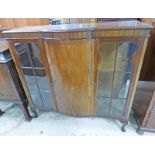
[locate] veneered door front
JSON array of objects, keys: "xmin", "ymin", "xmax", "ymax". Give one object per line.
[{"xmin": 44, "ymin": 39, "xmax": 93, "ymax": 116}]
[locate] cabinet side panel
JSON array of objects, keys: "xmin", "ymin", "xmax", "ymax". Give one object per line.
[
  {"xmin": 133, "ymin": 82, "xmax": 154, "ymax": 125},
  {"xmin": 125, "ymin": 38, "xmax": 148, "ymax": 119}
]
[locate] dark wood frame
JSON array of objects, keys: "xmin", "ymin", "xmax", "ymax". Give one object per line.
[{"xmin": 0, "ymin": 47, "xmax": 33, "ymax": 121}]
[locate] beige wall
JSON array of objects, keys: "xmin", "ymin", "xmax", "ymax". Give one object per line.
[
  {"xmin": 141, "ymin": 18, "xmax": 152, "ymax": 24},
  {"xmin": 0, "ymin": 18, "xmax": 48, "ymax": 29}
]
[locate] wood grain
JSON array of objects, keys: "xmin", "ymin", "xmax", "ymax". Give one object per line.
[
  {"xmin": 44, "ymin": 39, "xmax": 92, "ymax": 116},
  {"xmin": 140, "ymin": 21, "xmax": 155, "ymax": 81},
  {"xmin": 3, "ymin": 21, "xmax": 151, "ymax": 121}
]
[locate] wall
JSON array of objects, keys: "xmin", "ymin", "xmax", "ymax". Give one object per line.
[{"xmin": 0, "ymin": 18, "xmax": 48, "ymax": 29}]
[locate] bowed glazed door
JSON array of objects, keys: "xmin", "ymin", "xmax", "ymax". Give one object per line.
[
  {"xmin": 94, "ymin": 38, "xmax": 144, "ymax": 120},
  {"xmin": 9, "ymin": 40, "xmax": 57, "ymax": 111},
  {"xmin": 44, "ymin": 39, "xmax": 92, "ymax": 116}
]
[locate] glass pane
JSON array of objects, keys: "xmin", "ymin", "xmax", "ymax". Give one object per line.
[
  {"xmin": 18, "ymin": 49, "xmax": 31, "ymax": 67},
  {"xmin": 112, "ymin": 72, "xmax": 131, "ymax": 98},
  {"xmin": 110, "ymin": 99, "xmax": 126, "ymax": 116},
  {"xmin": 96, "ymin": 97, "xmax": 110, "ymax": 115},
  {"xmin": 23, "ymin": 70, "xmax": 43, "ymax": 108},
  {"xmin": 115, "ymin": 42, "xmax": 136, "ymax": 72},
  {"xmin": 40, "ymin": 91, "xmax": 53, "ymax": 109},
  {"xmin": 115, "ymin": 60, "xmax": 131, "ymax": 72},
  {"xmin": 99, "ymin": 42, "xmax": 117, "ymax": 71},
  {"xmin": 34, "ymin": 68, "xmax": 53, "ymax": 108},
  {"xmin": 96, "ymin": 41, "xmax": 137, "ymax": 117},
  {"xmin": 97, "ymin": 71, "xmax": 113, "ymax": 97},
  {"xmin": 28, "ymin": 43, "xmax": 44, "ymax": 68},
  {"xmin": 117, "ymin": 42, "xmax": 136, "ymax": 59},
  {"xmin": 14, "ymin": 42, "xmax": 54, "ymax": 109},
  {"xmin": 15, "ymin": 43, "xmax": 30, "ymax": 55},
  {"xmin": 15, "ymin": 43, "xmax": 34, "ymax": 67},
  {"xmin": 117, "ymin": 42, "xmax": 130, "ymax": 59}
]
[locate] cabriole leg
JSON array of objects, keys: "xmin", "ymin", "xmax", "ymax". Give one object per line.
[
  {"xmin": 29, "ymin": 102, "xmax": 38, "ymax": 118},
  {"xmin": 132, "ymin": 108, "xmax": 144, "ymax": 135},
  {"xmin": 136, "ymin": 128, "xmax": 144, "ymax": 135},
  {"xmin": 120, "ymin": 121, "xmax": 128, "ymax": 132},
  {"xmin": 32, "ymin": 110, "xmax": 38, "ymax": 118},
  {"xmin": 0, "ymin": 109, "xmax": 5, "ymax": 117},
  {"xmin": 17, "ymin": 102, "xmax": 32, "ymax": 122}
]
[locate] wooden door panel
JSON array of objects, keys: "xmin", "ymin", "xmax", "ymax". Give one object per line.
[{"xmin": 44, "ymin": 39, "xmax": 92, "ymax": 116}]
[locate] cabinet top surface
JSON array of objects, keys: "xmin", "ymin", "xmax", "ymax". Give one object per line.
[{"xmin": 2, "ymin": 21, "xmax": 152, "ymax": 34}]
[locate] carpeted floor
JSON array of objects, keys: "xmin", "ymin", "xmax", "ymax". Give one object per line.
[{"xmin": 0, "ymin": 102, "xmax": 155, "ymax": 136}]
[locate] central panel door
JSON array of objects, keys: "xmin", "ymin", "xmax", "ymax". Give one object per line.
[{"xmin": 44, "ymin": 39, "xmax": 92, "ymax": 116}]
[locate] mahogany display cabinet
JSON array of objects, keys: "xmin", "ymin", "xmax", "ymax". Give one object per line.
[
  {"xmin": 0, "ymin": 40, "xmax": 37, "ymax": 121},
  {"xmin": 133, "ymin": 81, "xmax": 155, "ymax": 134},
  {"xmin": 2, "ymin": 21, "xmax": 151, "ymax": 131}
]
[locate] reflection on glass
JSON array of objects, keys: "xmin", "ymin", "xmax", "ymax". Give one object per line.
[
  {"xmin": 19, "ymin": 50, "xmax": 31, "ymax": 67},
  {"xmin": 14, "ymin": 43, "xmax": 53, "ymax": 109},
  {"xmin": 34, "ymin": 68, "xmax": 53, "ymax": 108},
  {"xmin": 96, "ymin": 97, "xmax": 110, "ymax": 115},
  {"xmin": 118, "ymin": 42, "xmax": 136, "ymax": 59},
  {"xmin": 115, "ymin": 42, "xmax": 136, "ymax": 72},
  {"xmin": 97, "ymin": 71, "xmax": 113, "ymax": 97},
  {"xmin": 112, "ymin": 73, "xmax": 131, "ymax": 98},
  {"xmin": 24, "ymin": 74, "xmax": 43, "ymax": 107},
  {"xmin": 117, "ymin": 43, "xmax": 130, "ymax": 59},
  {"xmin": 110, "ymin": 99, "xmax": 126, "ymax": 116},
  {"xmin": 29, "ymin": 44, "xmax": 44, "ymax": 68},
  {"xmin": 115, "ymin": 60, "xmax": 130, "ymax": 72},
  {"xmin": 41, "ymin": 91, "xmax": 53, "ymax": 108},
  {"xmin": 99, "ymin": 43, "xmax": 117, "ymax": 71}
]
